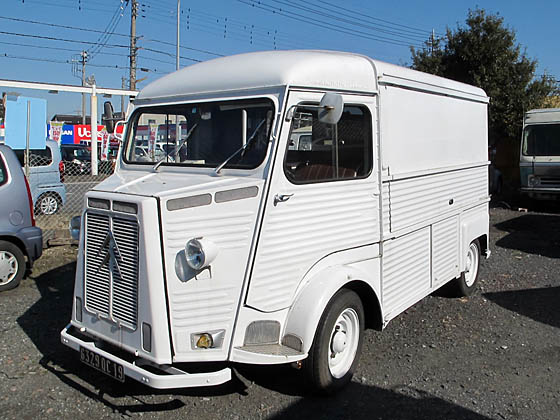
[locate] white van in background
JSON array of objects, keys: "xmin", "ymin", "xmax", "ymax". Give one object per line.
[
  {"xmin": 520, "ymin": 108, "xmax": 560, "ymax": 199},
  {"xmin": 61, "ymin": 50, "xmax": 489, "ymax": 393}
]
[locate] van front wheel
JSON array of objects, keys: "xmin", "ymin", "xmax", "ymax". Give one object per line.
[{"xmin": 304, "ymin": 289, "xmax": 364, "ymax": 394}]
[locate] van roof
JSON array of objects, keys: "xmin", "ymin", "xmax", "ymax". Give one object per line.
[
  {"xmin": 525, "ymin": 108, "xmax": 560, "ymax": 124},
  {"xmin": 136, "ymin": 50, "xmax": 488, "ymax": 103}
]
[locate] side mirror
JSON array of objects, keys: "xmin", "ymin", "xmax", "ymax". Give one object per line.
[
  {"xmin": 103, "ymin": 101, "xmax": 115, "ymax": 133},
  {"xmin": 318, "ymin": 93, "xmax": 343, "ymax": 125}
]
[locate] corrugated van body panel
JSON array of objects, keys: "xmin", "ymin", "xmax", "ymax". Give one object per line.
[
  {"xmin": 382, "ymin": 226, "xmax": 431, "ymax": 316},
  {"xmin": 431, "ymin": 216, "xmax": 459, "ymax": 288},
  {"xmin": 160, "ymin": 181, "xmax": 264, "ymax": 362},
  {"xmin": 247, "ymin": 180, "xmax": 379, "ymax": 312},
  {"xmin": 389, "ymin": 166, "xmax": 487, "ymax": 232},
  {"xmin": 382, "ymin": 181, "xmax": 391, "ymax": 235}
]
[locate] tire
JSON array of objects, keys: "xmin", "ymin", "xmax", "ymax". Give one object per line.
[
  {"xmin": 0, "ymin": 240, "xmax": 26, "ymax": 292},
  {"xmin": 36, "ymin": 193, "xmax": 61, "ymax": 215},
  {"xmin": 304, "ymin": 289, "xmax": 364, "ymax": 394},
  {"xmin": 450, "ymin": 239, "xmax": 481, "ymax": 297}
]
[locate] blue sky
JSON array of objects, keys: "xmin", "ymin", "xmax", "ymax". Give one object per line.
[{"xmin": 1, "ymin": 0, "xmax": 558, "ymax": 119}]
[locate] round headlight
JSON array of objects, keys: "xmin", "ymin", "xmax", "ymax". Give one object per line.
[
  {"xmin": 186, "ymin": 239, "xmax": 205, "ymax": 270},
  {"xmin": 528, "ymin": 175, "xmax": 539, "ymax": 187},
  {"xmin": 185, "ymin": 238, "xmax": 219, "ymax": 271}
]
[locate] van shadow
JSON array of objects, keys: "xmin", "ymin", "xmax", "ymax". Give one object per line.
[
  {"xmin": 484, "ymin": 286, "xmax": 560, "ymax": 329},
  {"xmin": 266, "ymin": 381, "xmax": 491, "ymax": 420},
  {"xmin": 494, "ymin": 214, "xmax": 560, "ymax": 258},
  {"xmin": 16, "ymin": 262, "xmax": 247, "ymax": 415}
]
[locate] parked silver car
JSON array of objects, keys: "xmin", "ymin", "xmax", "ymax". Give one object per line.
[
  {"xmin": 0, "ymin": 145, "xmax": 43, "ymax": 291},
  {"xmin": 14, "ymin": 140, "xmax": 67, "ymax": 215}
]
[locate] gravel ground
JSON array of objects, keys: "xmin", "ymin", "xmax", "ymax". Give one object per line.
[{"xmin": 0, "ymin": 206, "xmax": 559, "ymax": 420}]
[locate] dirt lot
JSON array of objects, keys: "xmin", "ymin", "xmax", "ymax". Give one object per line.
[{"xmin": 1, "ymin": 207, "xmax": 559, "ymax": 420}]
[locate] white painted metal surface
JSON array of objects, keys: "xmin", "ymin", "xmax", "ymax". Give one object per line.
[
  {"xmin": 246, "ymin": 91, "xmax": 380, "ymax": 312},
  {"xmin": 524, "ymin": 108, "xmax": 560, "ymax": 124},
  {"xmin": 159, "ymin": 180, "xmax": 264, "ymax": 362},
  {"xmin": 379, "ymin": 83, "xmax": 488, "ymax": 176},
  {"xmin": 382, "ymin": 227, "xmax": 431, "ymax": 319},
  {"xmin": 432, "ymin": 216, "xmax": 460, "ymax": 289},
  {"xmin": 135, "ymin": 50, "xmax": 486, "ymax": 104},
  {"xmin": 387, "ymin": 165, "xmax": 488, "ymax": 233}
]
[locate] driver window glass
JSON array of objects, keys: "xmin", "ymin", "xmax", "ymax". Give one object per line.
[
  {"xmin": 0, "ymin": 156, "xmax": 6, "ymax": 185},
  {"xmin": 284, "ymin": 104, "xmax": 372, "ymax": 183}
]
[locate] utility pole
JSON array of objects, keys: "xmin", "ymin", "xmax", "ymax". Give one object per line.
[
  {"xmin": 81, "ymin": 50, "xmax": 88, "ymax": 124},
  {"xmin": 176, "ymin": 0, "xmax": 180, "ymax": 71},
  {"xmin": 430, "ymin": 29, "xmax": 435, "ymax": 57},
  {"xmin": 175, "ymin": 0, "xmax": 180, "ymax": 145},
  {"xmin": 129, "ymin": 0, "xmax": 138, "ymax": 91},
  {"xmin": 121, "ymin": 76, "xmax": 127, "ymax": 112}
]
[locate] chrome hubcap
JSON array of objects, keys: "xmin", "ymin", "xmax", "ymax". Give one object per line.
[
  {"xmin": 328, "ymin": 308, "xmax": 360, "ymax": 378},
  {"xmin": 40, "ymin": 196, "xmax": 58, "ymax": 215},
  {"xmin": 0, "ymin": 251, "xmax": 18, "ymax": 285}
]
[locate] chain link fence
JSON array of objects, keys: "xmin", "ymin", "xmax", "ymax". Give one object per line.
[{"xmin": 22, "ymin": 143, "xmax": 115, "ymax": 245}]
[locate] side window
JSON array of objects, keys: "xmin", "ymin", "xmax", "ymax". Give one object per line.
[
  {"xmin": 14, "ymin": 147, "xmax": 53, "ymax": 167},
  {"xmin": 0, "ymin": 155, "xmax": 7, "ymax": 186},
  {"xmin": 284, "ymin": 104, "xmax": 372, "ymax": 183}
]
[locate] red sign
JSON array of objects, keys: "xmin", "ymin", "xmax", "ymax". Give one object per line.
[{"xmin": 74, "ymin": 124, "xmax": 106, "ymax": 144}]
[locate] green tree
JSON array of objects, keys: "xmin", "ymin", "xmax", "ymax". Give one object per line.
[{"xmin": 410, "ymin": 9, "xmax": 558, "ymax": 145}]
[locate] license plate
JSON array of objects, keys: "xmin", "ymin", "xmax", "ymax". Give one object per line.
[{"xmin": 80, "ymin": 346, "xmax": 125, "ymax": 382}]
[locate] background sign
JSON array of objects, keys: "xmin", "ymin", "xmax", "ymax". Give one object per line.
[{"xmin": 5, "ymin": 96, "xmax": 47, "ymax": 150}]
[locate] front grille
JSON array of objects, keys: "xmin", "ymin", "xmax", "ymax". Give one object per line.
[
  {"xmin": 84, "ymin": 211, "xmax": 139, "ymax": 330},
  {"xmin": 540, "ymin": 177, "xmax": 560, "ymax": 186}
]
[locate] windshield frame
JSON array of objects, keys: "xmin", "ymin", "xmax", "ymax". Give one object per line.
[{"xmin": 121, "ymin": 97, "xmax": 276, "ymax": 171}]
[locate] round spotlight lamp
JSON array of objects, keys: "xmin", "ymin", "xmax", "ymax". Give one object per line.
[{"xmin": 185, "ymin": 238, "xmax": 218, "ymax": 270}]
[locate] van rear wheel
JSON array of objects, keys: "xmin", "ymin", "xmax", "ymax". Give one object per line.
[
  {"xmin": 0, "ymin": 241, "xmax": 25, "ymax": 292},
  {"xmin": 450, "ymin": 239, "xmax": 481, "ymax": 297},
  {"xmin": 36, "ymin": 193, "xmax": 60, "ymax": 215},
  {"xmin": 304, "ymin": 289, "xmax": 364, "ymax": 394}
]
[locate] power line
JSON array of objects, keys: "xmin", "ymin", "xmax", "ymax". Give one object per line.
[
  {"xmin": 301, "ymin": 0, "xmax": 443, "ymax": 37},
  {"xmin": 0, "ymin": 39, "xmax": 128, "ymax": 58},
  {"xmin": 142, "ymin": 0, "xmax": 320, "ymax": 50},
  {"xmin": 7, "ymin": 0, "xmax": 119, "ymax": 15},
  {"xmin": 0, "ymin": 52, "xmax": 167, "ymax": 74},
  {"xmin": 0, "ymin": 29, "xmax": 130, "ymax": 49},
  {"xmin": 141, "ymin": 2, "xmax": 306, "ymax": 50},
  {"xmin": 87, "ymin": 0, "xmax": 128, "ymax": 60},
  {"xmin": 0, "ymin": 15, "xmax": 130, "ymax": 40},
  {"xmin": 271, "ymin": 0, "xmax": 429, "ymax": 43},
  {"xmin": 238, "ymin": 0, "xmax": 423, "ymax": 48},
  {"xmin": 0, "ymin": 15, "xmax": 223, "ymax": 57}
]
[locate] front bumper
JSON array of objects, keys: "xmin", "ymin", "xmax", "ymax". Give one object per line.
[
  {"xmin": 520, "ymin": 187, "xmax": 560, "ymax": 199},
  {"xmin": 60, "ymin": 324, "xmax": 231, "ymax": 389}
]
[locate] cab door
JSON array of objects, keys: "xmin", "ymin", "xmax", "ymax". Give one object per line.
[{"xmin": 247, "ymin": 90, "xmax": 380, "ymax": 312}]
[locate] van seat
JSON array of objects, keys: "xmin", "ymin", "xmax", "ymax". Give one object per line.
[{"xmin": 294, "ymin": 164, "xmax": 356, "ymax": 182}]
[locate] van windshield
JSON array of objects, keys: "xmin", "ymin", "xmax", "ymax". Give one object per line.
[
  {"xmin": 123, "ymin": 98, "xmax": 274, "ymax": 169},
  {"xmin": 522, "ymin": 124, "xmax": 560, "ymax": 156}
]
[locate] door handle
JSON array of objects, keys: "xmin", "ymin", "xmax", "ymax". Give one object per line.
[{"xmin": 274, "ymin": 193, "xmax": 294, "ymax": 206}]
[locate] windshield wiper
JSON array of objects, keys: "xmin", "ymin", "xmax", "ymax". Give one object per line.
[
  {"xmin": 213, "ymin": 119, "xmax": 266, "ymax": 176},
  {"xmin": 153, "ymin": 123, "xmax": 198, "ymax": 172}
]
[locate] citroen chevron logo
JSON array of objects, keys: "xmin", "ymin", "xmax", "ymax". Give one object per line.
[{"xmin": 97, "ymin": 229, "xmax": 124, "ymax": 279}]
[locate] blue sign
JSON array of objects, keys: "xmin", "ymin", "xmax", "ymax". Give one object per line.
[
  {"xmin": 47, "ymin": 124, "xmax": 75, "ymax": 144},
  {"xmin": 5, "ymin": 96, "xmax": 47, "ymax": 150}
]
